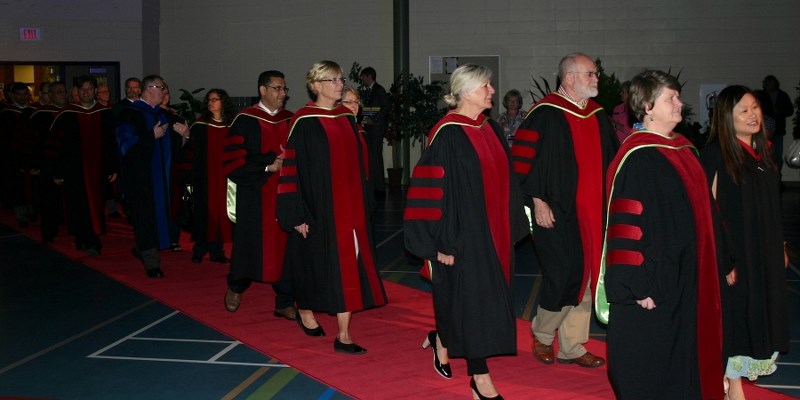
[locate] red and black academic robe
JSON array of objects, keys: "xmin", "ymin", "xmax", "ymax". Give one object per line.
[
  {"xmin": 599, "ymin": 130, "xmax": 723, "ymax": 400},
  {"xmin": 700, "ymin": 140, "xmax": 789, "ymax": 360},
  {"xmin": 50, "ymin": 103, "xmax": 117, "ymax": 240},
  {"xmin": 186, "ymin": 118, "xmax": 233, "ymax": 244},
  {"xmin": 511, "ymin": 92, "xmax": 617, "ymax": 310},
  {"xmin": 0, "ymin": 104, "xmax": 36, "ymax": 207},
  {"xmin": 30, "ymin": 106, "xmax": 64, "ymax": 239},
  {"xmin": 276, "ymin": 104, "xmax": 387, "ymax": 313},
  {"xmin": 223, "ymin": 106, "xmax": 292, "ymax": 284},
  {"xmin": 404, "ymin": 112, "xmax": 529, "ymax": 360}
]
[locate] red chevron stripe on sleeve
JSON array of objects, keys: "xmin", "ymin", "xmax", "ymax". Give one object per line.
[
  {"xmin": 411, "ymin": 165, "xmax": 445, "ymax": 179},
  {"xmin": 407, "ymin": 187, "xmax": 443, "ymax": 201},
  {"xmin": 607, "ymin": 224, "xmax": 643, "ymax": 241},
  {"xmin": 610, "ymin": 198, "xmax": 643, "ymax": 215},
  {"xmin": 404, "ymin": 207, "xmax": 443, "ymax": 221},
  {"xmin": 514, "ymin": 128, "xmax": 540, "ymax": 143},
  {"xmin": 607, "ymin": 249, "xmax": 644, "ymax": 266},
  {"xmin": 278, "ymin": 182, "xmax": 297, "ymax": 194}
]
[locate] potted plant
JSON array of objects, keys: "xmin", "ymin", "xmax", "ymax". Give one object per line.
[
  {"xmin": 348, "ymin": 62, "xmax": 446, "ymax": 191},
  {"xmin": 385, "ymin": 72, "xmax": 446, "ymax": 190}
]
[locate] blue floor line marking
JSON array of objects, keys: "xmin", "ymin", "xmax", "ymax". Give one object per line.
[{"xmin": 318, "ymin": 387, "xmax": 336, "ymax": 400}]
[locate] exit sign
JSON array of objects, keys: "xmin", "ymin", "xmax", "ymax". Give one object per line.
[{"xmin": 19, "ymin": 27, "xmax": 42, "ymax": 41}]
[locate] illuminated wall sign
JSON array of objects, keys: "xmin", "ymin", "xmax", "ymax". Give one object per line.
[{"xmin": 19, "ymin": 27, "xmax": 42, "ymax": 41}]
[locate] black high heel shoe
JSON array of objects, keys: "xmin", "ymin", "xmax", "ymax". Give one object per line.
[
  {"xmin": 295, "ymin": 313, "xmax": 326, "ymax": 337},
  {"xmin": 421, "ymin": 330, "xmax": 452, "ymax": 379},
  {"xmin": 470, "ymin": 377, "xmax": 503, "ymax": 400}
]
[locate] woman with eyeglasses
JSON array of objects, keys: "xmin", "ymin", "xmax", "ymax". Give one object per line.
[
  {"xmin": 183, "ymin": 89, "xmax": 237, "ymax": 264},
  {"xmin": 340, "ymin": 85, "xmax": 367, "ymax": 142},
  {"xmin": 596, "ymin": 70, "xmax": 724, "ymax": 399},
  {"xmin": 700, "ymin": 85, "xmax": 789, "ymax": 400},
  {"xmin": 404, "ymin": 64, "xmax": 528, "ymax": 399},
  {"xmin": 276, "ymin": 60, "xmax": 387, "ymax": 355}
]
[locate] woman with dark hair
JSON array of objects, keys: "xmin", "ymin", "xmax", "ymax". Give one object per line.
[
  {"xmin": 277, "ymin": 60, "xmax": 387, "ymax": 355},
  {"xmin": 497, "ymin": 89, "xmax": 526, "ymax": 144},
  {"xmin": 595, "ymin": 69, "xmax": 724, "ymax": 399},
  {"xmin": 186, "ymin": 89, "xmax": 236, "ymax": 263},
  {"xmin": 404, "ymin": 64, "xmax": 528, "ymax": 399},
  {"xmin": 701, "ymin": 85, "xmax": 789, "ymax": 400}
]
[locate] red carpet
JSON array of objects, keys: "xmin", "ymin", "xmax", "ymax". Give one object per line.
[{"xmin": 7, "ymin": 214, "xmax": 793, "ymax": 399}]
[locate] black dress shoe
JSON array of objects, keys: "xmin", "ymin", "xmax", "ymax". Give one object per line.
[
  {"xmin": 295, "ymin": 313, "xmax": 325, "ymax": 336},
  {"xmin": 470, "ymin": 377, "xmax": 503, "ymax": 400},
  {"xmin": 191, "ymin": 255, "xmax": 202, "ymax": 264},
  {"xmin": 422, "ymin": 330, "xmax": 452, "ymax": 379},
  {"xmin": 209, "ymin": 255, "xmax": 229, "ymax": 263},
  {"xmin": 334, "ymin": 338, "xmax": 367, "ymax": 355},
  {"xmin": 146, "ymin": 268, "xmax": 164, "ymax": 279}
]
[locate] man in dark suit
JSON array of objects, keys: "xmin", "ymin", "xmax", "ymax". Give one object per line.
[{"xmin": 359, "ymin": 67, "xmax": 390, "ymax": 197}]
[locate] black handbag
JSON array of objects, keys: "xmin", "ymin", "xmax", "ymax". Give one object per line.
[{"xmin": 177, "ymin": 184, "xmax": 194, "ymax": 230}]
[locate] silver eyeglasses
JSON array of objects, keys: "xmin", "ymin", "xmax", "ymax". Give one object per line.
[
  {"xmin": 266, "ymin": 85, "xmax": 289, "ymax": 93},
  {"xmin": 570, "ymin": 71, "xmax": 600, "ymax": 78},
  {"xmin": 319, "ymin": 77, "xmax": 346, "ymax": 84}
]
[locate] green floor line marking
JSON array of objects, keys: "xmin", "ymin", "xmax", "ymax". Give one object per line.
[
  {"xmin": 246, "ymin": 368, "xmax": 298, "ymax": 399},
  {"xmin": 221, "ymin": 366, "xmax": 269, "ymax": 400}
]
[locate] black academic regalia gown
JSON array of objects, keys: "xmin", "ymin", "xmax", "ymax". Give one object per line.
[
  {"xmin": 511, "ymin": 93, "xmax": 617, "ymax": 310},
  {"xmin": 223, "ymin": 106, "xmax": 291, "ymax": 283},
  {"xmin": 276, "ymin": 104, "xmax": 387, "ymax": 313},
  {"xmin": 0, "ymin": 105, "xmax": 36, "ymax": 207},
  {"xmin": 186, "ymin": 118, "xmax": 232, "ymax": 244},
  {"xmin": 50, "ymin": 103, "xmax": 117, "ymax": 240},
  {"xmin": 599, "ymin": 130, "xmax": 723, "ymax": 400},
  {"xmin": 30, "ymin": 106, "xmax": 64, "ymax": 239},
  {"xmin": 115, "ymin": 100, "xmax": 181, "ymax": 250},
  {"xmin": 404, "ymin": 112, "xmax": 528, "ymax": 360},
  {"xmin": 700, "ymin": 140, "xmax": 789, "ymax": 360}
]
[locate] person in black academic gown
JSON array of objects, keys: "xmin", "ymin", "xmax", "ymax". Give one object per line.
[
  {"xmin": 701, "ymin": 85, "xmax": 789, "ymax": 400},
  {"xmin": 185, "ymin": 89, "xmax": 236, "ymax": 264},
  {"xmin": 115, "ymin": 75, "xmax": 190, "ymax": 278},
  {"xmin": 49, "ymin": 75, "xmax": 117, "ymax": 256},
  {"xmin": 277, "ymin": 60, "xmax": 387, "ymax": 355},
  {"xmin": 31, "ymin": 82, "xmax": 69, "ymax": 243},
  {"xmin": 404, "ymin": 64, "xmax": 528, "ymax": 400},
  {"xmin": 595, "ymin": 70, "xmax": 724, "ymax": 400}
]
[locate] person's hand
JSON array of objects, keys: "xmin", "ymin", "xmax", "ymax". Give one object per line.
[
  {"xmin": 174, "ymin": 121, "xmax": 190, "ymax": 138},
  {"xmin": 436, "ymin": 252, "xmax": 454, "ymax": 266},
  {"xmin": 636, "ymin": 297, "xmax": 656, "ymax": 310},
  {"xmin": 533, "ymin": 197, "xmax": 555, "ymax": 228},
  {"xmin": 726, "ymin": 268, "xmax": 737, "ymax": 286},
  {"xmin": 108, "ymin": 173, "xmax": 117, "ymax": 183},
  {"xmin": 153, "ymin": 121, "xmax": 167, "ymax": 138},
  {"xmin": 53, "ymin": 178, "xmax": 63, "ymax": 186},
  {"xmin": 294, "ymin": 223, "xmax": 309, "ymax": 238},
  {"xmin": 30, "ymin": 168, "xmax": 40, "ymax": 176}
]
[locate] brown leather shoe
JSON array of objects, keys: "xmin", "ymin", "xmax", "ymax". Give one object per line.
[
  {"xmin": 273, "ymin": 305, "xmax": 298, "ymax": 320},
  {"xmin": 224, "ymin": 289, "xmax": 241, "ymax": 312},
  {"xmin": 532, "ymin": 336, "xmax": 554, "ymax": 364},
  {"xmin": 557, "ymin": 351, "xmax": 605, "ymax": 368}
]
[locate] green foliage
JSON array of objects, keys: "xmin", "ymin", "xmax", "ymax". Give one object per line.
[
  {"xmin": 527, "ymin": 74, "xmax": 554, "ymax": 104},
  {"xmin": 594, "ymin": 59, "xmax": 621, "ymax": 114},
  {"xmin": 348, "ymin": 62, "xmax": 369, "ymax": 101},
  {"xmin": 171, "ymin": 88, "xmax": 205, "ymax": 122}
]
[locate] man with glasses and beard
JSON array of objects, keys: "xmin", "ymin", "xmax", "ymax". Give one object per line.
[{"xmin": 511, "ymin": 52, "xmax": 617, "ymax": 369}]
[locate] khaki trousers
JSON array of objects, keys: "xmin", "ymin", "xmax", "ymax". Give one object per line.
[{"xmin": 531, "ymin": 283, "xmax": 592, "ymax": 359}]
